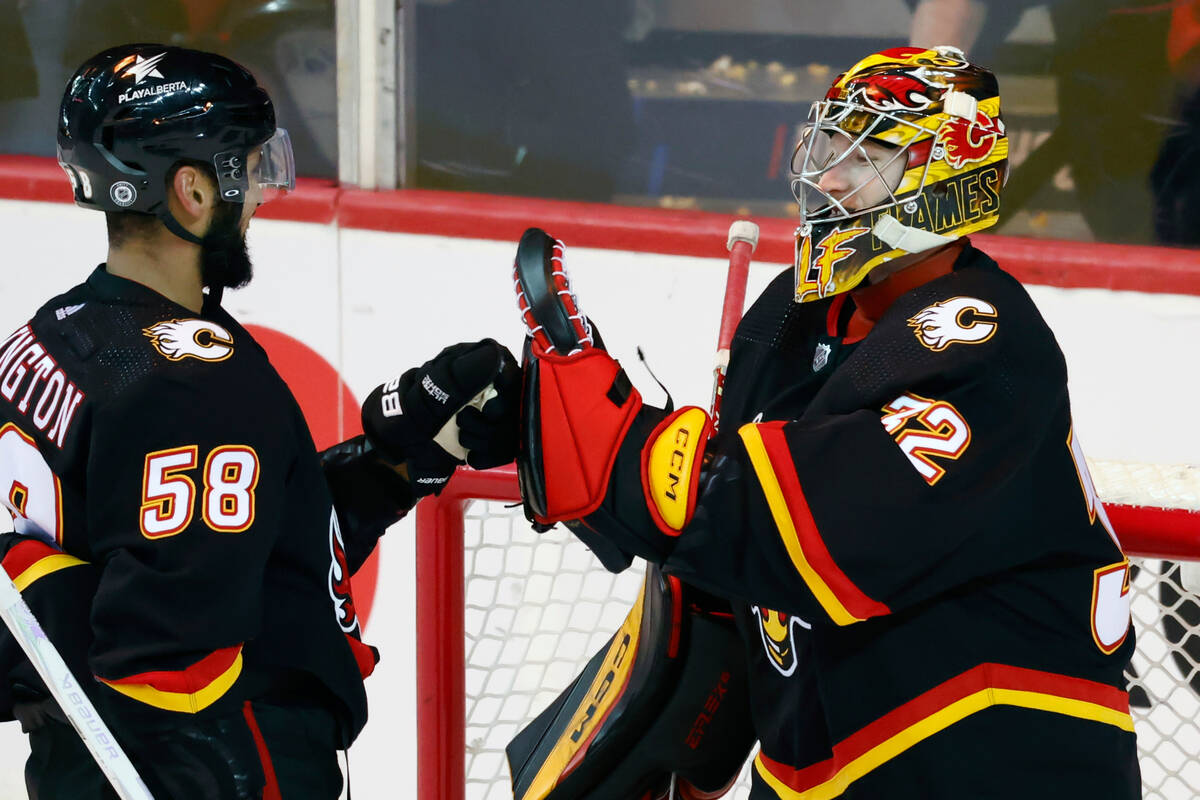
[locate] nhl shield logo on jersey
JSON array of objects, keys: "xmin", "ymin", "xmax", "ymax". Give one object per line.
[
  {"xmin": 812, "ymin": 342, "xmax": 832, "ymax": 372},
  {"xmin": 143, "ymin": 319, "xmax": 235, "ymax": 362},
  {"xmin": 907, "ymin": 296, "xmax": 998, "ymax": 352},
  {"xmin": 752, "ymin": 605, "xmax": 810, "ymax": 677}
]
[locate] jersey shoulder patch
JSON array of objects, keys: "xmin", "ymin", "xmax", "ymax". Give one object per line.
[
  {"xmin": 143, "ymin": 318, "xmax": 236, "ymax": 363},
  {"xmin": 897, "ymin": 253, "xmax": 1055, "ymax": 360}
]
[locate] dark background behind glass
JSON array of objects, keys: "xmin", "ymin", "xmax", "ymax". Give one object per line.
[
  {"xmin": 3, "ymin": 0, "xmax": 1199, "ymax": 247},
  {"xmin": 0, "ymin": 0, "xmax": 336, "ymax": 178}
]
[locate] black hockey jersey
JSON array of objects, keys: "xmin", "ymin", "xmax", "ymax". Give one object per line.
[
  {"xmin": 601, "ymin": 243, "xmax": 1140, "ymax": 798},
  {"xmin": 0, "ymin": 266, "xmax": 373, "ymax": 741}
]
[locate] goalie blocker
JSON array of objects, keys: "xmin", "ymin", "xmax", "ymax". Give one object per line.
[{"xmin": 513, "ymin": 228, "xmax": 711, "ymax": 572}]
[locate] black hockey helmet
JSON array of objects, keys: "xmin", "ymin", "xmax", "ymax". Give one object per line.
[{"xmin": 57, "ymin": 44, "xmax": 294, "ymax": 233}]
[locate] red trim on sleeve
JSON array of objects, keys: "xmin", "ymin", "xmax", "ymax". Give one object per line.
[
  {"xmin": 242, "ymin": 702, "xmax": 283, "ymax": 800},
  {"xmin": 102, "ymin": 644, "xmax": 243, "ymax": 693},
  {"xmin": 2, "ymin": 539, "xmax": 64, "ymax": 579},
  {"xmin": 757, "ymin": 422, "xmax": 891, "ymax": 621},
  {"xmin": 346, "ymin": 634, "xmax": 378, "ymax": 679}
]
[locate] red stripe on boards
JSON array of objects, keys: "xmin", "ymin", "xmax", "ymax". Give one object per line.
[{"xmin": 3, "ymin": 155, "xmax": 1200, "ymax": 295}]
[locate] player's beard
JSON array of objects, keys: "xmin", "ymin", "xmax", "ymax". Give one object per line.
[{"xmin": 200, "ymin": 201, "xmax": 253, "ymax": 291}]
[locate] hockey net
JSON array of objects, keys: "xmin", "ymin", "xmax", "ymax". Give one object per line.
[{"xmin": 416, "ymin": 461, "xmax": 1200, "ymax": 800}]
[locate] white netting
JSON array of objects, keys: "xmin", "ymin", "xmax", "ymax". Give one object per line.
[
  {"xmin": 462, "ymin": 506, "xmax": 646, "ymax": 800},
  {"xmin": 459, "ymin": 463, "xmax": 1200, "ymax": 800},
  {"xmin": 1128, "ymin": 559, "xmax": 1200, "ymax": 799}
]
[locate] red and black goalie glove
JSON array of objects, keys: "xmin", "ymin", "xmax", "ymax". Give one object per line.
[{"xmin": 513, "ymin": 229, "xmax": 713, "ymax": 571}]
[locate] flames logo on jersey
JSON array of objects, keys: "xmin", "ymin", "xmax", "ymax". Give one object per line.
[
  {"xmin": 328, "ymin": 509, "xmax": 360, "ymax": 635},
  {"xmin": 752, "ymin": 605, "xmax": 810, "ymax": 677},
  {"xmin": 907, "ymin": 296, "xmax": 998, "ymax": 351},
  {"xmin": 833, "ymin": 68, "xmax": 947, "ymax": 113},
  {"xmin": 143, "ymin": 319, "xmax": 235, "ymax": 362},
  {"xmin": 936, "ymin": 109, "xmax": 1004, "ymax": 169}
]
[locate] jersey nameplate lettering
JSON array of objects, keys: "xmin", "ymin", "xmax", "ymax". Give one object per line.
[{"xmin": 0, "ymin": 325, "xmax": 86, "ymax": 449}]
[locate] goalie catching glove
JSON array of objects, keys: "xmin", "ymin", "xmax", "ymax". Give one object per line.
[
  {"xmin": 363, "ymin": 338, "xmax": 521, "ymax": 496},
  {"xmin": 513, "ymin": 228, "xmax": 713, "ymax": 568}
]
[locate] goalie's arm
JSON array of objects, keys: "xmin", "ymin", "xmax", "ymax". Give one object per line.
[
  {"xmin": 512, "ymin": 228, "xmax": 1100, "ymax": 624},
  {"xmin": 559, "ymin": 337, "xmax": 1101, "ymax": 628}
]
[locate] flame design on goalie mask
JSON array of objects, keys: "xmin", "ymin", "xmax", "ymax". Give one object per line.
[
  {"xmin": 790, "ymin": 46, "xmax": 1008, "ymax": 302},
  {"xmin": 838, "ymin": 68, "xmax": 944, "ymax": 113}
]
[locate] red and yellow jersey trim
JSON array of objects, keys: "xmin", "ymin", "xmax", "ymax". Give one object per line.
[
  {"xmin": 739, "ymin": 422, "xmax": 890, "ymax": 626},
  {"xmin": 2, "ymin": 539, "xmax": 87, "ymax": 591},
  {"xmin": 98, "ymin": 644, "xmax": 244, "ymax": 714},
  {"xmin": 755, "ymin": 663, "xmax": 1133, "ymax": 800}
]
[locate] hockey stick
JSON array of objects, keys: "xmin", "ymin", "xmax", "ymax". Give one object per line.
[
  {"xmin": 0, "ymin": 572, "xmax": 155, "ymax": 800},
  {"xmin": 659, "ymin": 220, "xmax": 760, "ymax": 800},
  {"xmin": 710, "ymin": 220, "xmax": 759, "ymax": 430}
]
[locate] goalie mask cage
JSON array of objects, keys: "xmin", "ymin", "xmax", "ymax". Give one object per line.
[{"xmin": 416, "ymin": 462, "xmax": 1200, "ymax": 800}]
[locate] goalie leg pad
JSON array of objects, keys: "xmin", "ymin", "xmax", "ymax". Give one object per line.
[
  {"xmin": 521, "ymin": 340, "xmax": 643, "ymax": 524},
  {"xmin": 641, "ymin": 407, "xmax": 713, "ymax": 535},
  {"xmin": 505, "ymin": 567, "xmax": 755, "ymax": 800}
]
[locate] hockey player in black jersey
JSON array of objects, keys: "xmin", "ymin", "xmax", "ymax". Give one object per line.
[
  {"xmin": 0, "ymin": 45, "xmax": 519, "ymax": 798},
  {"xmin": 510, "ymin": 47, "xmax": 1141, "ymax": 799}
]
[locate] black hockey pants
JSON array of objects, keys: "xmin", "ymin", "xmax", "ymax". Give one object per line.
[{"xmin": 19, "ymin": 698, "xmax": 344, "ymax": 799}]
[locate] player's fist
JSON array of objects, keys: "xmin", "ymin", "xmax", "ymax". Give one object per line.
[{"xmin": 362, "ymin": 339, "xmax": 520, "ymax": 495}]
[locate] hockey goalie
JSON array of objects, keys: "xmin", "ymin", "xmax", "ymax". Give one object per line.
[{"xmin": 505, "ymin": 46, "xmax": 1141, "ymax": 800}]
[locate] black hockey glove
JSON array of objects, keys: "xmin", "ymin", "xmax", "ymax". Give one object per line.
[
  {"xmin": 362, "ymin": 338, "xmax": 520, "ymax": 496},
  {"xmin": 321, "ymin": 435, "xmax": 413, "ymax": 572}
]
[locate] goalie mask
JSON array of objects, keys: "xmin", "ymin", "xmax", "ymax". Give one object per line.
[{"xmin": 790, "ymin": 45, "xmax": 1008, "ymax": 303}]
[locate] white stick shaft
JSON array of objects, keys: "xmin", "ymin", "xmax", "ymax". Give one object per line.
[{"xmin": 0, "ymin": 573, "xmax": 154, "ymax": 800}]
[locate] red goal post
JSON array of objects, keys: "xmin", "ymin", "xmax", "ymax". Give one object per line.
[{"xmin": 416, "ymin": 463, "xmax": 1200, "ymax": 800}]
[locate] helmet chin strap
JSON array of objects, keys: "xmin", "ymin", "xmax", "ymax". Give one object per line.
[
  {"xmin": 158, "ymin": 210, "xmax": 205, "ymax": 246},
  {"xmin": 157, "ymin": 206, "xmax": 236, "ymax": 307},
  {"xmin": 873, "ymin": 214, "xmax": 956, "ymax": 255}
]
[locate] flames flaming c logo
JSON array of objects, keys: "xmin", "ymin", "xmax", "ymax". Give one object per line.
[{"xmin": 936, "ymin": 109, "xmax": 1004, "ymax": 169}]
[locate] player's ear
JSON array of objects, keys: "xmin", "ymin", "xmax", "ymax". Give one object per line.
[{"xmin": 169, "ymin": 164, "xmax": 217, "ymax": 221}]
